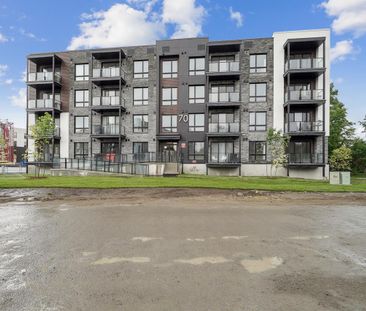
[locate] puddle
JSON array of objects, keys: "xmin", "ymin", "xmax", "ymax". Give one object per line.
[
  {"xmin": 289, "ymin": 235, "xmax": 329, "ymax": 241},
  {"xmin": 92, "ymin": 256, "xmax": 151, "ymax": 265},
  {"xmin": 222, "ymin": 236, "xmax": 248, "ymax": 240},
  {"xmin": 240, "ymin": 256, "xmax": 283, "ymax": 273},
  {"xmin": 174, "ymin": 257, "xmax": 231, "ymax": 265},
  {"xmin": 131, "ymin": 237, "xmax": 162, "ymax": 242}
]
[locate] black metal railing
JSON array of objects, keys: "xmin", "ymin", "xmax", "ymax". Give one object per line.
[
  {"xmin": 208, "ymin": 122, "xmax": 239, "ymax": 133},
  {"xmin": 208, "ymin": 153, "xmax": 240, "ymax": 164},
  {"xmin": 92, "ymin": 125, "xmax": 125, "ymax": 135},
  {"xmin": 288, "ymin": 153, "xmax": 324, "ymax": 164},
  {"xmin": 285, "ymin": 121, "xmax": 323, "ymax": 133}
]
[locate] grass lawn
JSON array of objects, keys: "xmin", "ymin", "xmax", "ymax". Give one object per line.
[{"xmin": 0, "ymin": 174, "xmax": 365, "ymax": 192}]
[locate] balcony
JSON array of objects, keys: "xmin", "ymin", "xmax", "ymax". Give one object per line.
[
  {"xmin": 208, "ymin": 92, "xmax": 240, "ymax": 107},
  {"xmin": 27, "ymin": 72, "xmax": 61, "ymax": 84},
  {"xmin": 288, "ymin": 153, "xmax": 324, "ymax": 166},
  {"xmin": 208, "ymin": 153, "xmax": 240, "ymax": 166},
  {"xmin": 92, "ymin": 124, "xmax": 125, "ymax": 137},
  {"xmin": 208, "ymin": 122, "xmax": 240, "ymax": 137},
  {"xmin": 285, "ymin": 89, "xmax": 324, "ymax": 104},
  {"xmin": 285, "ymin": 121, "xmax": 324, "ymax": 135},
  {"xmin": 28, "ymin": 99, "xmax": 61, "ymax": 111},
  {"xmin": 92, "ymin": 67, "xmax": 125, "ymax": 81},
  {"xmin": 91, "ymin": 96, "xmax": 125, "ymax": 111},
  {"xmin": 208, "ymin": 61, "xmax": 240, "ymax": 79},
  {"xmin": 285, "ymin": 58, "xmax": 324, "ymax": 75}
]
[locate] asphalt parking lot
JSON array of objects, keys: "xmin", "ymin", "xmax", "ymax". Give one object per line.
[{"xmin": 0, "ymin": 188, "xmax": 365, "ymax": 311}]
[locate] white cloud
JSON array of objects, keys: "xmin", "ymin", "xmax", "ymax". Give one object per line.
[
  {"xmin": 330, "ymin": 40, "xmax": 354, "ymax": 62},
  {"xmin": 3, "ymin": 79, "xmax": 13, "ymax": 85},
  {"xmin": 68, "ymin": 3, "xmax": 165, "ymax": 50},
  {"xmin": 0, "ymin": 64, "xmax": 8, "ymax": 77},
  {"xmin": 19, "ymin": 28, "xmax": 46, "ymax": 42},
  {"xmin": 127, "ymin": 0, "xmax": 158, "ymax": 13},
  {"xmin": 0, "ymin": 32, "xmax": 8, "ymax": 43},
  {"xmin": 229, "ymin": 7, "xmax": 243, "ymax": 27},
  {"xmin": 321, "ymin": 0, "xmax": 366, "ymax": 36},
  {"xmin": 162, "ymin": 0, "xmax": 206, "ymax": 38},
  {"xmin": 9, "ymin": 88, "xmax": 26, "ymax": 108}
]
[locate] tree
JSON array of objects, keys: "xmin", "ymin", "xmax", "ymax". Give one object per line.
[
  {"xmin": 329, "ymin": 145, "xmax": 352, "ymax": 172},
  {"xmin": 329, "ymin": 83, "xmax": 355, "ymax": 155},
  {"xmin": 267, "ymin": 128, "xmax": 289, "ymax": 177},
  {"xmin": 351, "ymin": 138, "xmax": 366, "ymax": 174},
  {"xmin": 29, "ymin": 113, "xmax": 55, "ymax": 177},
  {"xmin": 0, "ymin": 134, "xmax": 5, "ymax": 162},
  {"xmin": 360, "ymin": 115, "xmax": 366, "ymax": 134}
]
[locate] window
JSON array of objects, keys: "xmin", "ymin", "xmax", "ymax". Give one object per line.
[
  {"xmin": 249, "ymin": 112, "xmax": 267, "ymax": 131},
  {"xmin": 189, "ymin": 114, "xmax": 205, "ymax": 132},
  {"xmin": 189, "ymin": 85, "xmax": 205, "ymax": 104},
  {"xmin": 189, "ymin": 57, "xmax": 205, "ymax": 76},
  {"xmin": 134, "ymin": 60, "xmax": 148, "ymax": 79},
  {"xmin": 250, "ymin": 54, "xmax": 267, "ymax": 73},
  {"xmin": 133, "ymin": 87, "xmax": 148, "ymax": 106},
  {"xmin": 162, "ymin": 60, "xmax": 178, "ymax": 78},
  {"xmin": 133, "ymin": 142, "xmax": 148, "ymax": 154},
  {"xmin": 75, "ymin": 64, "xmax": 89, "ymax": 81},
  {"xmin": 250, "ymin": 83, "xmax": 267, "ymax": 102},
  {"xmin": 101, "ymin": 116, "xmax": 119, "ymax": 135},
  {"xmin": 74, "ymin": 116, "xmax": 89, "ymax": 134},
  {"xmin": 74, "ymin": 142, "xmax": 88, "ymax": 159},
  {"xmin": 75, "ymin": 90, "xmax": 89, "ymax": 107},
  {"xmin": 162, "ymin": 115, "xmax": 177, "ymax": 132},
  {"xmin": 188, "ymin": 142, "xmax": 204, "ymax": 161},
  {"xmin": 162, "ymin": 88, "xmax": 177, "ymax": 106},
  {"xmin": 133, "ymin": 115, "xmax": 149, "ymax": 133},
  {"xmin": 249, "ymin": 141, "xmax": 266, "ymax": 163},
  {"xmin": 210, "ymin": 142, "xmax": 235, "ymax": 163}
]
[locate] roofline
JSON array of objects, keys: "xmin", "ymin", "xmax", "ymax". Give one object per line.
[{"xmin": 273, "ymin": 28, "xmax": 331, "ymax": 35}]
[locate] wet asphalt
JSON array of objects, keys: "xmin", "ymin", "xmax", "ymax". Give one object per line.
[{"xmin": 0, "ymin": 189, "xmax": 365, "ymax": 311}]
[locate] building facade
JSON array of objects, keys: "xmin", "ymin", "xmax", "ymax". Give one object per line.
[{"xmin": 26, "ymin": 29, "xmax": 330, "ymax": 179}]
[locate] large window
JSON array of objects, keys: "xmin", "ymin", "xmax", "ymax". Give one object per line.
[
  {"xmin": 75, "ymin": 64, "xmax": 89, "ymax": 81},
  {"xmin": 249, "ymin": 141, "xmax": 266, "ymax": 163},
  {"xmin": 189, "ymin": 85, "xmax": 205, "ymax": 104},
  {"xmin": 249, "ymin": 112, "xmax": 267, "ymax": 131},
  {"xmin": 189, "ymin": 114, "xmax": 205, "ymax": 132},
  {"xmin": 162, "ymin": 87, "xmax": 177, "ymax": 106},
  {"xmin": 133, "ymin": 87, "xmax": 148, "ymax": 106},
  {"xmin": 134, "ymin": 60, "xmax": 148, "ymax": 79},
  {"xmin": 133, "ymin": 115, "xmax": 148, "ymax": 133},
  {"xmin": 188, "ymin": 142, "xmax": 205, "ymax": 161},
  {"xmin": 162, "ymin": 115, "xmax": 177, "ymax": 132},
  {"xmin": 210, "ymin": 142, "xmax": 234, "ymax": 163},
  {"xmin": 74, "ymin": 142, "xmax": 88, "ymax": 159},
  {"xmin": 189, "ymin": 57, "xmax": 205, "ymax": 76},
  {"xmin": 75, "ymin": 90, "xmax": 89, "ymax": 107},
  {"xmin": 74, "ymin": 116, "xmax": 89, "ymax": 134},
  {"xmin": 250, "ymin": 54, "xmax": 267, "ymax": 73},
  {"xmin": 250, "ymin": 83, "xmax": 267, "ymax": 102},
  {"xmin": 162, "ymin": 60, "xmax": 178, "ymax": 78},
  {"xmin": 133, "ymin": 142, "xmax": 148, "ymax": 154}
]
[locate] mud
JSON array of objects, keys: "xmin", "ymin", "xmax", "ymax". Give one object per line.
[{"xmin": 0, "ymin": 188, "xmax": 365, "ymax": 310}]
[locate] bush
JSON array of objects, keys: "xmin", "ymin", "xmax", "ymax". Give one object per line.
[{"xmin": 329, "ymin": 145, "xmax": 352, "ymax": 171}]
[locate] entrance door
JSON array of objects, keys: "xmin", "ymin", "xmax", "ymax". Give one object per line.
[
  {"xmin": 101, "ymin": 142, "xmax": 119, "ymax": 162},
  {"xmin": 159, "ymin": 142, "xmax": 178, "ymax": 162}
]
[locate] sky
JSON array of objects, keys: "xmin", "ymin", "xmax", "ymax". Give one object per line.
[{"xmin": 0, "ymin": 0, "xmax": 365, "ymax": 134}]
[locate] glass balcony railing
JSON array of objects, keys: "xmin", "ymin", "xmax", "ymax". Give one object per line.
[
  {"xmin": 208, "ymin": 92, "xmax": 240, "ymax": 103},
  {"xmin": 92, "ymin": 124, "xmax": 125, "ymax": 135},
  {"xmin": 208, "ymin": 153, "xmax": 240, "ymax": 164},
  {"xmin": 28, "ymin": 72, "xmax": 61, "ymax": 83},
  {"xmin": 288, "ymin": 153, "xmax": 324, "ymax": 164},
  {"xmin": 208, "ymin": 61, "xmax": 239, "ymax": 73},
  {"xmin": 285, "ymin": 121, "xmax": 324, "ymax": 133},
  {"xmin": 208, "ymin": 122, "xmax": 239, "ymax": 133},
  {"xmin": 285, "ymin": 58, "xmax": 324, "ymax": 71},
  {"xmin": 28, "ymin": 99, "xmax": 61, "ymax": 110},
  {"xmin": 92, "ymin": 67, "xmax": 124, "ymax": 79},
  {"xmin": 92, "ymin": 96, "xmax": 121, "ymax": 106},
  {"xmin": 285, "ymin": 89, "xmax": 324, "ymax": 102}
]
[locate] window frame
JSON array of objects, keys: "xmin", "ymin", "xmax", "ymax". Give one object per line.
[
  {"xmin": 75, "ymin": 63, "xmax": 89, "ymax": 81},
  {"xmin": 74, "ymin": 116, "xmax": 89, "ymax": 134},
  {"xmin": 161, "ymin": 115, "xmax": 177, "ymax": 133},
  {"xmin": 133, "ymin": 60, "xmax": 149, "ymax": 79},
  {"xmin": 250, "ymin": 83, "xmax": 267, "ymax": 102},
  {"xmin": 162, "ymin": 60, "xmax": 178, "ymax": 78},
  {"xmin": 249, "ymin": 141, "xmax": 267, "ymax": 163},
  {"xmin": 250, "ymin": 54, "xmax": 267, "ymax": 73},
  {"xmin": 188, "ymin": 142, "xmax": 205, "ymax": 161},
  {"xmin": 133, "ymin": 87, "xmax": 149, "ymax": 106},
  {"xmin": 133, "ymin": 142, "xmax": 149, "ymax": 154},
  {"xmin": 133, "ymin": 114, "xmax": 149, "ymax": 133},
  {"xmin": 189, "ymin": 57, "xmax": 205, "ymax": 76},
  {"xmin": 249, "ymin": 111, "xmax": 267, "ymax": 131},
  {"xmin": 162, "ymin": 87, "xmax": 178, "ymax": 106},
  {"xmin": 74, "ymin": 89, "xmax": 89, "ymax": 108},
  {"xmin": 189, "ymin": 85, "xmax": 205, "ymax": 104},
  {"xmin": 74, "ymin": 142, "xmax": 89, "ymax": 159},
  {"xmin": 189, "ymin": 113, "xmax": 205, "ymax": 132}
]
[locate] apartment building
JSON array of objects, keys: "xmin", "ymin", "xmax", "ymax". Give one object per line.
[{"xmin": 26, "ymin": 29, "xmax": 330, "ymax": 179}]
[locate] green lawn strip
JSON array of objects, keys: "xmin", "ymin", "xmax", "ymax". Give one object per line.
[{"xmin": 0, "ymin": 175, "xmax": 365, "ymax": 192}]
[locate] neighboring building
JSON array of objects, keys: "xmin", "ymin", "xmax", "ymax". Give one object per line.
[
  {"xmin": 0, "ymin": 120, "xmax": 14, "ymax": 163},
  {"xmin": 14, "ymin": 128, "xmax": 26, "ymax": 162},
  {"xmin": 26, "ymin": 29, "xmax": 330, "ymax": 179}
]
